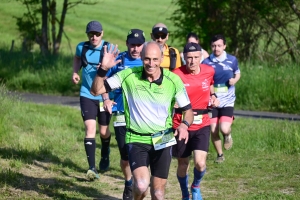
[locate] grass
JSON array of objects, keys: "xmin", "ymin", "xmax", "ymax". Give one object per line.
[
  {"xmin": 0, "ymin": 0, "xmax": 180, "ymax": 52},
  {"xmin": 1, "ymin": 85, "xmax": 300, "ymax": 199},
  {"xmin": 0, "ymin": 1, "xmax": 300, "ymax": 114}
]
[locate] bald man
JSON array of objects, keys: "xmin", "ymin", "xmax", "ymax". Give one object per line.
[
  {"xmin": 150, "ymin": 23, "xmax": 181, "ymax": 71},
  {"xmin": 91, "ymin": 41, "xmax": 194, "ymax": 200}
]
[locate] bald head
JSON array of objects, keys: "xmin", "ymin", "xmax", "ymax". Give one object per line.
[
  {"xmin": 152, "ymin": 23, "xmax": 167, "ymax": 29},
  {"xmin": 141, "ymin": 41, "xmax": 163, "ymax": 59}
]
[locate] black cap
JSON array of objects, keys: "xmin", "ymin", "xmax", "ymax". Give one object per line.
[
  {"xmin": 152, "ymin": 27, "xmax": 168, "ymax": 35},
  {"xmin": 86, "ymin": 21, "xmax": 103, "ymax": 33},
  {"xmin": 127, "ymin": 29, "xmax": 145, "ymax": 44},
  {"xmin": 183, "ymin": 42, "xmax": 202, "ymax": 53}
]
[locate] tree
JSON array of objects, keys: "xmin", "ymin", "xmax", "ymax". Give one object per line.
[
  {"xmin": 169, "ymin": 0, "xmax": 300, "ymax": 62},
  {"xmin": 15, "ymin": 0, "xmax": 97, "ymax": 55}
]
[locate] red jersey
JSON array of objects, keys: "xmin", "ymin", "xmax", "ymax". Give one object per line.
[{"xmin": 172, "ymin": 64, "xmax": 215, "ymax": 131}]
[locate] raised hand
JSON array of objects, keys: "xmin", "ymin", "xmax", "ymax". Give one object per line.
[{"xmin": 101, "ymin": 44, "xmax": 121, "ymax": 70}]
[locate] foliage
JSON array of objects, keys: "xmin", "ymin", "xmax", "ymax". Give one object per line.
[
  {"xmin": 15, "ymin": 0, "xmax": 97, "ymax": 55},
  {"xmin": 169, "ymin": 0, "xmax": 300, "ymax": 62}
]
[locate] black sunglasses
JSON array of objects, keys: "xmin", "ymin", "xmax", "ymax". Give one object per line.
[
  {"xmin": 153, "ymin": 34, "xmax": 167, "ymax": 39},
  {"xmin": 88, "ymin": 32, "xmax": 102, "ymax": 37}
]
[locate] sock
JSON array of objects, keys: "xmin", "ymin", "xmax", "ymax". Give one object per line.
[
  {"xmin": 192, "ymin": 167, "xmax": 206, "ymax": 187},
  {"xmin": 101, "ymin": 135, "xmax": 111, "ymax": 156},
  {"xmin": 84, "ymin": 138, "xmax": 96, "ymax": 168},
  {"xmin": 125, "ymin": 178, "xmax": 133, "ymax": 186},
  {"xmin": 177, "ymin": 174, "xmax": 189, "ymax": 198}
]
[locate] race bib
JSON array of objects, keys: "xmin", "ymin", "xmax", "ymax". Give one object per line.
[
  {"xmin": 151, "ymin": 129, "xmax": 177, "ymax": 151},
  {"xmin": 214, "ymin": 84, "xmax": 228, "ymax": 93},
  {"xmin": 193, "ymin": 114, "xmax": 203, "ymax": 124},
  {"xmin": 99, "ymin": 102, "xmax": 105, "ymax": 112},
  {"xmin": 113, "ymin": 113, "xmax": 126, "ymax": 127}
]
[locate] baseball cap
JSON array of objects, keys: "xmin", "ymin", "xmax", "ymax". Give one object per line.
[
  {"xmin": 127, "ymin": 29, "xmax": 145, "ymax": 44},
  {"xmin": 86, "ymin": 21, "xmax": 103, "ymax": 33},
  {"xmin": 183, "ymin": 42, "xmax": 202, "ymax": 53},
  {"xmin": 152, "ymin": 27, "xmax": 168, "ymax": 35}
]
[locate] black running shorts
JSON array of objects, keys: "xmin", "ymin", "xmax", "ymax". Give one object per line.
[{"xmin": 80, "ymin": 96, "xmax": 111, "ymax": 125}]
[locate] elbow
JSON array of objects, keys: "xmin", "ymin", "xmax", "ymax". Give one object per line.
[{"xmin": 90, "ymin": 87, "xmax": 99, "ymax": 96}]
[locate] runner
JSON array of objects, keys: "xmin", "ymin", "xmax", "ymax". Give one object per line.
[
  {"xmin": 173, "ymin": 42, "xmax": 219, "ymax": 200},
  {"xmin": 202, "ymin": 34, "xmax": 241, "ymax": 163},
  {"xmin": 91, "ymin": 41, "xmax": 194, "ymax": 200}
]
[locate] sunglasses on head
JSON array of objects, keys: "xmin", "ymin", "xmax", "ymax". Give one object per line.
[
  {"xmin": 153, "ymin": 34, "xmax": 167, "ymax": 39},
  {"xmin": 88, "ymin": 32, "xmax": 102, "ymax": 37}
]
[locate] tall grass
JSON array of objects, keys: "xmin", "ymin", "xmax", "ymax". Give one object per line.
[
  {"xmin": 236, "ymin": 62, "xmax": 300, "ymax": 114},
  {"xmin": 0, "ymin": 86, "xmax": 299, "ymax": 199}
]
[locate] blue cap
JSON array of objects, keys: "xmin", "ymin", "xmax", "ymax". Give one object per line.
[
  {"xmin": 127, "ymin": 29, "xmax": 145, "ymax": 44},
  {"xmin": 86, "ymin": 21, "xmax": 103, "ymax": 33}
]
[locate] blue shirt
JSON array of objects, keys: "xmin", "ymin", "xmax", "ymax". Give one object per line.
[
  {"xmin": 75, "ymin": 41, "xmax": 115, "ymax": 100},
  {"xmin": 106, "ymin": 51, "xmax": 143, "ymax": 112},
  {"xmin": 202, "ymin": 52, "xmax": 240, "ymax": 107}
]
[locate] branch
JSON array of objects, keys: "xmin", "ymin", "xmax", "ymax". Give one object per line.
[{"xmin": 289, "ymin": 0, "xmax": 300, "ymax": 19}]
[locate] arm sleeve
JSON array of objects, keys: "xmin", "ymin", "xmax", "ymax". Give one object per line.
[{"xmin": 173, "ymin": 75, "xmax": 191, "ymax": 108}]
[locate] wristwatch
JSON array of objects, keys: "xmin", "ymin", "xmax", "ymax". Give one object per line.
[
  {"xmin": 211, "ymin": 93, "xmax": 218, "ymax": 98},
  {"xmin": 181, "ymin": 120, "xmax": 190, "ymax": 128}
]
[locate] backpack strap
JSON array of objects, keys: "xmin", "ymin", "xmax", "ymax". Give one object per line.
[
  {"xmin": 116, "ymin": 51, "xmax": 127, "ymax": 68},
  {"xmin": 100, "ymin": 41, "xmax": 109, "ymax": 65},
  {"xmin": 80, "ymin": 41, "xmax": 108, "ymax": 69},
  {"xmin": 169, "ymin": 46, "xmax": 177, "ymax": 71},
  {"xmin": 80, "ymin": 41, "xmax": 90, "ymax": 69}
]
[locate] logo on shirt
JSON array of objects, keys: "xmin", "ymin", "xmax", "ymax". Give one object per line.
[
  {"xmin": 202, "ymin": 79, "xmax": 209, "ymax": 90},
  {"xmin": 184, "ymin": 83, "xmax": 190, "ymax": 87}
]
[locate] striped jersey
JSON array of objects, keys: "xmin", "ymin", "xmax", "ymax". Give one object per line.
[{"xmin": 202, "ymin": 51, "xmax": 240, "ymax": 107}]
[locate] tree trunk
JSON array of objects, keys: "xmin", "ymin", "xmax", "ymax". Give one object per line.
[
  {"xmin": 41, "ymin": 0, "xmax": 49, "ymax": 55},
  {"xmin": 50, "ymin": 0, "xmax": 57, "ymax": 55},
  {"xmin": 53, "ymin": 0, "xmax": 68, "ymax": 55}
]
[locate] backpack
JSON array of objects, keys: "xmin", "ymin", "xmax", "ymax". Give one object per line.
[
  {"xmin": 169, "ymin": 46, "xmax": 177, "ymax": 71},
  {"xmin": 116, "ymin": 51, "xmax": 126, "ymax": 68},
  {"xmin": 80, "ymin": 41, "xmax": 108, "ymax": 69}
]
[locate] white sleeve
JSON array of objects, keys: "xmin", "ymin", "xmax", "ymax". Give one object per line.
[{"xmin": 106, "ymin": 74, "xmax": 122, "ymax": 90}]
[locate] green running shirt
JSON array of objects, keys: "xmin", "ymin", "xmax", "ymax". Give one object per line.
[{"xmin": 106, "ymin": 66, "xmax": 191, "ymax": 144}]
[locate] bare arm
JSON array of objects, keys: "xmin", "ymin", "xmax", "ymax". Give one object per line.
[
  {"xmin": 229, "ymin": 73, "xmax": 241, "ymax": 86},
  {"xmin": 72, "ymin": 56, "xmax": 81, "ymax": 84},
  {"xmin": 174, "ymin": 108, "xmax": 194, "ymax": 144}
]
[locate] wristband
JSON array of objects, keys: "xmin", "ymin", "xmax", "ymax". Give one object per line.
[
  {"xmin": 103, "ymin": 97, "xmax": 109, "ymax": 101},
  {"xmin": 97, "ymin": 67, "xmax": 108, "ymax": 77},
  {"xmin": 181, "ymin": 120, "xmax": 190, "ymax": 128},
  {"xmin": 211, "ymin": 93, "xmax": 218, "ymax": 98}
]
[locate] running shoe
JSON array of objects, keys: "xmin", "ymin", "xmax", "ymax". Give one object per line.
[
  {"xmin": 123, "ymin": 185, "xmax": 133, "ymax": 200},
  {"xmin": 224, "ymin": 134, "xmax": 233, "ymax": 150},
  {"xmin": 215, "ymin": 154, "xmax": 225, "ymax": 163},
  {"xmin": 191, "ymin": 186, "xmax": 202, "ymax": 200},
  {"xmin": 182, "ymin": 196, "xmax": 190, "ymax": 200},
  {"xmin": 99, "ymin": 147, "xmax": 110, "ymax": 171},
  {"xmin": 86, "ymin": 167, "xmax": 100, "ymax": 181}
]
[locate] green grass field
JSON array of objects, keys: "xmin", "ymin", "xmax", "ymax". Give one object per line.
[
  {"xmin": 1, "ymin": 85, "xmax": 300, "ymax": 199},
  {"xmin": 0, "ymin": 0, "xmax": 180, "ymax": 53}
]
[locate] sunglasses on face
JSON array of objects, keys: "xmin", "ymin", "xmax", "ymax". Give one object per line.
[
  {"xmin": 153, "ymin": 34, "xmax": 167, "ymax": 39},
  {"xmin": 88, "ymin": 32, "xmax": 102, "ymax": 37}
]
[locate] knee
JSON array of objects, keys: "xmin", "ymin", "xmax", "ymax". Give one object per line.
[
  {"xmin": 152, "ymin": 189, "xmax": 164, "ymax": 200},
  {"xmin": 134, "ymin": 179, "xmax": 149, "ymax": 195},
  {"xmin": 177, "ymin": 160, "xmax": 189, "ymax": 172},
  {"xmin": 195, "ymin": 160, "xmax": 206, "ymax": 171},
  {"xmin": 220, "ymin": 127, "xmax": 231, "ymax": 135}
]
